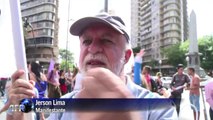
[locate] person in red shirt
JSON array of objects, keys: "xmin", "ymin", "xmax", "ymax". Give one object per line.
[{"xmin": 59, "ymin": 69, "xmax": 68, "ymax": 95}]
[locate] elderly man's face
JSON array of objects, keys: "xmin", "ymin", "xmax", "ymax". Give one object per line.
[{"xmin": 79, "ymin": 24, "xmax": 131, "ymax": 75}]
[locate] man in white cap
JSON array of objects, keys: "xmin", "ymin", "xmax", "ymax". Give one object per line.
[{"xmin": 5, "ymin": 12, "xmax": 177, "ymax": 120}]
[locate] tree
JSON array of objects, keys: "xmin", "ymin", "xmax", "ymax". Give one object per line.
[
  {"xmin": 60, "ymin": 60, "xmax": 75, "ymax": 71},
  {"xmin": 162, "ymin": 35, "xmax": 213, "ymax": 71},
  {"xmin": 162, "ymin": 43, "xmax": 187, "ymax": 67},
  {"xmin": 198, "ymin": 35, "xmax": 213, "ymax": 71},
  {"xmin": 59, "ymin": 49, "xmax": 75, "ymax": 71}
]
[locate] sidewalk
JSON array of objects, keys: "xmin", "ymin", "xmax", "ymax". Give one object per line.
[
  {"xmin": 179, "ymin": 90, "xmax": 210, "ymax": 120},
  {"xmin": 0, "ymin": 97, "xmax": 6, "ymax": 120}
]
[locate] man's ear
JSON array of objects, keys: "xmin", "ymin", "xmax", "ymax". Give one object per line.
[{"xmin": 124, "ymin": 49, "xmax": 132, "ymax": 64}]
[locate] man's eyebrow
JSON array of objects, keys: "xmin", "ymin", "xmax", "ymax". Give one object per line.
[
  {"xmin": 101, "ymin": 33, "xmax": 113, "ymax": 38},
  {"xmin": 80, "ymin": 34, "xmax": 90, "ymax": 39}
]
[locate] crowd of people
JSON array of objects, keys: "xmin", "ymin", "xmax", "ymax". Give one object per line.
[
  {"xmin": 0, "ymin": 12, "xmax": 212, "ymax": 120},
  {"xmin": 46, "ymin": 63, "xmax": 78, "ymax": 99},
  {"xmin": 132, "ymin": 57, "xmax": 212, "ymax": 120},
  {"xmin": 26, "ymin": 62, "xmax": 79, "ymax": 120}
]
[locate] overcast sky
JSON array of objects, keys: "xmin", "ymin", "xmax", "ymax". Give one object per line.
[
  {"xmin": 58, "ymin": 0, "xmax": 131, "ymax": 64},
  {"xmin": 58, "ymin": 0, "xmax": 213, "ymax": 64}
]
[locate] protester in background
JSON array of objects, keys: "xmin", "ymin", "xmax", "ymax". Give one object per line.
[
  {"xmin": 133, "ymin": 49, "xmax": 145, "ymax": 85},
  {"xmin": 155, "ymin": 72, "xmax": 163, "ymax": 94},
  {"xmin": 156, "ymin": 72, "xmax": 163, "ymax": 89},
  {"xmin": 59, "ymin": 69, "xmax": 68, "ymax": 95},
  {"xmin": 71, "ymin": 67, "xmax": 79, "ymax": 89},
  {"xmin": 154, "ymin": 72, "xmax": 171, "ymax": 98},
  {"xmin": 141, "ymin": 66, "xmax": 150, "ymax": 90},
  {"xmin": 5, "ymin": 12, "xmax": 177, "ymax": 120},
  {"xmin": 47, "ymin": 63, "xmax": 61, "ymax": 98},
  {"xmin": 187, "ymin": 67, "xmax": 200, "ymax": 120},
  {"xmin": 30, "ymin": 61, "xmax": 47, "ymax": 120},
  {"xmin": 65, "ymin": 68, "xmax": 72, "ymax": 92},
  {"xmin": 141, "ymin": 65, "xmax": 157, "ymax": 92},
  {"xmin": 30, "ymin": 62, "xmax": 47, "ymax": 98},
  {"xmin": 205, "ymin": 81, "xmax": 213, "ymax": 120},
  {"xmin": 0, "ymin": 77, "xmax": 7, "ymax": 97},
  {"xmin": 43, "ymin": 69, "xmax": 48, "ymax": 79},
  {"xmin": 170, "ymin": 64, "xmax": 190, "ymax": 116}
]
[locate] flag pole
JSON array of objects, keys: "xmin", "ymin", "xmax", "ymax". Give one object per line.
[{"xmin": 9, "ymin": 0, "xmax": 33, "ymax": 119}]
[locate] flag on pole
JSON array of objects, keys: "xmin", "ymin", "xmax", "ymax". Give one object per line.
[
  {"xmin": 48, "ymin": 58, "xmax": 55, "ymax": 74},
  {"xmin": 9, "ymin": 0, "xmax": 33, "ymax": 119},
  {"xmin": 0, "ymin": 0, "xmax": 16, "ymax": 78},
  {"xmin": 47, "ymin": 58, "xmax": 55, "ymax": 84}
]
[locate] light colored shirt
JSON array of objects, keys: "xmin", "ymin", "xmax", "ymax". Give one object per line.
[
  {"xmin": 65, "ymin": 72, "xmax": 73, "ymax": 80},
  {"xmin": 47, "ymin": 77, "xmax": 177, "ymax": 120},
  {"xmin": 205, "ymin": 80, "xmax": 213, "ymax": 109},
  {"xmin": 73, "ymin": 73, "xmax": 83, "ymax": 90}
]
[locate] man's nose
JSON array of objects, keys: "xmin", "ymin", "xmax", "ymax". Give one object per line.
[{"xmin": 88, "ymin": 41, "xmax": 103, "ymax": 54}]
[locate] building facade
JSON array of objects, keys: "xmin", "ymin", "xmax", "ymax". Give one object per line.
[
  {"xmin": 131, "ymin": 0, "xmax": 188, "ymax": 74},
  {"xmin": 20, "ymin": 0, "xmax": 59, "ymax": 69}
]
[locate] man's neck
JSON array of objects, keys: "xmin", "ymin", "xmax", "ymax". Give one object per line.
[
  {"xmin": 178, "ymin": 72, "xmax": 183, "ymax": 75},
  {"xmin": 191, "ymin": 73, "xmax": 195, "ymax": 77},
  {"xmin": 119, "ymin": 70, "xmax": 127, "ymax": 84}
]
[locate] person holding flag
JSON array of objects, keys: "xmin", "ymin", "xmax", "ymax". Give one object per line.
[{"xmin": 47, "ymin": 63, "xmax": 61, "ymax": 98}]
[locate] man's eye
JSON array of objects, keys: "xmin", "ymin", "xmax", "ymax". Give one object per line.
[
  {"xmin": 102, "ymin": 39, "xmax": 113, "ymax": 44},
  {"xmin": 82, "ymin": 39, "xmax": 92, "ymax": 45}
]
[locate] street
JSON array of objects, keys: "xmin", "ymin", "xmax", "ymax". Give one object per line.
[
  {"xmin": 179, "ymin": 89, "xmax": 210, "ymax": 120},
  {"xmin": 0, "ymin": 97, "xmax": 6, "ymax": 119},
  {"xmin": 0, "ymin": 90, "xmax": 211, "ymax": 120}
]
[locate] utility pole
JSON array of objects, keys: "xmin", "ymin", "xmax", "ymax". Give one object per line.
[
  {"xmin": 104, "ymin": 0, "xmax": 108, "ymax": 12},
  {"xmin": 24, "ymin": 18, "xmax": 36, "ymax": 62},
  {"xmin": 66, "ymin": 0, "xmax": 71, "ymax": 72}
]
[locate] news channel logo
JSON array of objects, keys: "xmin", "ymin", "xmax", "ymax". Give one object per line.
[
  {"xmin": 9, "ymin": 99, "xmax": 34, "ymax": 113},
  {"xmin": 19, "ymin": 98, "xmax": 34, "ymax": 113}
]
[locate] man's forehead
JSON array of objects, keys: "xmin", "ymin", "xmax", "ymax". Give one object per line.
[
  {"xmin": 178, "ymin": 67, "xmax": 184, "ymax": 70},
  {"xmin": 80, "ymin": 23, "xmax": 121, "ymax": 35}
]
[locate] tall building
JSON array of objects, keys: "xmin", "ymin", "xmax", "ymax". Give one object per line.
[
  {"xmin": 131, "ymin": 0, "xmax": 188, "ymax": 71},
  {"xmin": 20, "ymin": 0, "xmax": 59, "ymax": 69}
]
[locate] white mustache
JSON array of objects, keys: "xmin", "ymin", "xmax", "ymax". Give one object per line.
[{"xmin": 84, "ymin": 54, "xmax": 108, "ymax": 65}]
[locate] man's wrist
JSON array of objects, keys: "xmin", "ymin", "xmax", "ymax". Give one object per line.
[{"xmin": 7, "ymin": 111, "xmax": 24, "ymax": 120}]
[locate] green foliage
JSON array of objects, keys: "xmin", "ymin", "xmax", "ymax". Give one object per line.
[
  {"xmin": 199, "ymin": 35, "xmax": 213, "ymax": 70},
  {"xmin": 59, "ymin": 49, "xmax": 74, "ymax": 62},
  {"xmin": 162, "ymin": 43, "xmax": 187, "ymax": 67},
  {"xmin": 180, "ymin": 40, "xmax": 189, "ymax": 52},
  {"xmin": 59, "ymin": 49, "xmax": 75, "ymax": 71},
  {"xmin": 60, "ymin": 60, "xmax": 75, "ymax": 71},
  {"xmin": 162, "ymin": 35, "xmax": 213, "ymax": 71}
]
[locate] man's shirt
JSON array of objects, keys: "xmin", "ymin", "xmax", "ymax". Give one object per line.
[
  {"xmin": 47, "ymin": 77, "xmax": 178, "ymax": 120},
  {"xmin": 205, "ymin": 80, "xmax": 213, "ymax": 109},
  {"xmin": 170, "ymin": 73, "xmax": 190, "ymax": 94}
]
